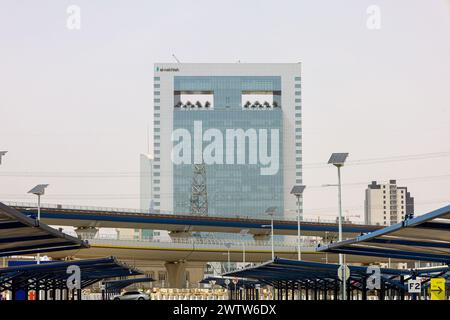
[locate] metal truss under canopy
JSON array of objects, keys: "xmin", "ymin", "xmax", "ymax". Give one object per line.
[
  {"xmin": 0, "ymin": 256, "xmax": 144, "ymax": 300},
  {"xmin": 222, "ymin": 258, "xmax": 450, "ymax": 300},
  {"xmin": 317, "ymin": 205, "xmax": 450, "ymax": 263},
  {"xmin": 0, "ymin": 202, "xmax": 88, "ymax": 257}
]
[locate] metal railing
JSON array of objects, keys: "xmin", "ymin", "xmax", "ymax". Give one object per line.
[{"xmin": 63, "ymin": 230, "xmax": 318, "ymax": 248}]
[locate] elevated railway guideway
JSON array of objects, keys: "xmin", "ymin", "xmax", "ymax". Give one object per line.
[
  {"xmin": 7, "ymin": 202, "xmax": 382, "ymax": 239},
  {"xmin": 47, "ymin": 236, "xmax": 395, "ymax": 265}
]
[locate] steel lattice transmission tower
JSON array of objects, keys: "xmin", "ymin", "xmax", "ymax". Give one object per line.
[{"xmin": 190, "ymin": 163, "xmax": 208, "ymax": 216}]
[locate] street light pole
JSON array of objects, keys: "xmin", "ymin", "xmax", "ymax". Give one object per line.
[
  {"xmin": 337, "ymin": 166, "xmax": 343, "ymax": 243},
  {"xmin": 28, "ymin": 184, "xmax": 49, "ymax": 265},
  {"xmin": 242, "ymin": 240, "xmax": 246, "ymax": 265},
  {"xmin": 265, "ymin": 207, "xmax": 277, "ymax": 261},
  {"xmin": 337, "ymin": 165, "xmax": 345, "ymax": 300},
  {"xmin": 291, "ymin": 185, "xmax": 306, "ymax": 261},
  {"xmin": 0, "ymin": 151, "xmax": 7, "ymax": 268},
  {"xmin": 328, "ymin": 153, "xmax": 349, "ymax": 301},
  {"xmin": 271, "ymin": 216, "xmax": 274, "ymax": 261},
  {"xmin": 296, "ymin": 195, "xmax": 301, "ymax": 260},
  {"xmin": 225, "ymin": 242, "xmax": 231, "ymax": 272},
  {"xmin": 240, "ymin": 229, "xmax": 249, "ymax": 267}
]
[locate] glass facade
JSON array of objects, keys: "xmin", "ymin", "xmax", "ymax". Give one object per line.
[{"xmin": 172, "ymin": 76, "xmax": 284, "ymax": 217}]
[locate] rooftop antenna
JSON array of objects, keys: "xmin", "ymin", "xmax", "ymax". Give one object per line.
[{"xmin": 172, "ymin": 54, "xmax": 181, "ymax": 63}]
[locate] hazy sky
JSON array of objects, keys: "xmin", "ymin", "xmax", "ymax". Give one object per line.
[{"xmin": 0, "ymin": 0, "xmax": 449, "ymax": 222}]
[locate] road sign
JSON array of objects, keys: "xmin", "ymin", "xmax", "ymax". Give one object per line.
[
  {"xmin": 338, "ymin": 265, "xmax": 350, "ymax": 281},
  {"xmin": 408, "ymin": 280, "xmax": 421, "ymax": 293},
  {"xmin": 430, "ymin": 278, "xmax": 445, "ymax": 300},
  {"xmin": 224, "ymin": 279, "xmax": 230, "ymax": 286},
  {"xmin": 232, "ymin": 278, "xmax": 239, "ymax": 285}
]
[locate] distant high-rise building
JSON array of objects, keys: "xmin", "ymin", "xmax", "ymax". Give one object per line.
[
  {"xmin": 116, "ymin": 153, "xmax": 155, "ymax": 240},
  {"xmin": 364, "ymin": 179, "xmax": 414, "ymax": 226},
  {"xmin": 140, "ymin": 153, "xmax": 154, "ymax": 212},
  {"xmin": 153, "ymin": 63, "xmax": 303, "ymax": 220},
  {"xmin": 139, "ymin": 153, "xmax": 155, "ymax": 239}
]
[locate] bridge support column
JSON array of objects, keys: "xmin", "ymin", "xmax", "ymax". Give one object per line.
[
  {"xmin": 165, "ymin": 261, "xmax": 186, "ymax": 288},
  {"xmin": 186, "ymin": 262, "xmax": 206, "ymax": 288},
  {"xmin": 74, "ymin": 227, "xmax": 98, "ymax": 239}
]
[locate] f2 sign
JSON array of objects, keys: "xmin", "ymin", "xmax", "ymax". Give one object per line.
[{"xmin": 408, "ymin": 280, "xmax": 421, "ymax": 294}]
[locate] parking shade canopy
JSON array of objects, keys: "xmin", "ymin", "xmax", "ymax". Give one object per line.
[
  {"xmin": 222, "ymin": 258, "xmax": 450, "ymax": 292},
  {"xmin": 317, "ymin": 205, "xmax": 450, "ymax": 263},
  {"xmin": 0, "ymin": 256, "xmax": 144, "ymax": 295},
  {"xmin": 0, "ymin": 202, "xmax": 88, "ymax": 257},
  {"xmin": 103, "ymin": 277, "xmax": 154, "ymax": 293}
]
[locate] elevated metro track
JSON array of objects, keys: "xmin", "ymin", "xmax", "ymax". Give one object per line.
[
  {"xmin": 48, "ymin": 238, "xmax": 395, "ymax": 264},
  {"xmin": 8, "ymin": 202, "xmax": 381, "ymax": 238}
]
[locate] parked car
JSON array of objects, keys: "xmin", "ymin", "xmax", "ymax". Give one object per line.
[{"xmin": 113, "ymin": 291, "xmax": 150, "ymax": 300}]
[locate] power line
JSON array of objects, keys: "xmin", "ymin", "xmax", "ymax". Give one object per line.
[{"xmin": 1, "ymin": 150, "xmax": 450, "ymax": 177}]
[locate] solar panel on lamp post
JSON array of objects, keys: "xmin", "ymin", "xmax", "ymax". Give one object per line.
[
  {"xmin": 327, "ymin": 152, "xmax": 348, "ymax": 300},
  {"xmin": 28, "ymin": 184, "xmax": 49, "ymax": 265},
  {"xmin": 290, "ymin": 185, "xmax": 306, "ymax": 261}
]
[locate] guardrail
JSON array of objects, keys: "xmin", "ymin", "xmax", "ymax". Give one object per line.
[{"xmin": 4, "ymin": 201, "xmax": 365, "ymax": 225}]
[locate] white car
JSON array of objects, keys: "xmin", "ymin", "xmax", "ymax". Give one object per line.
[{"xmin": 113, "ymin": 291, "xmax": 150, "ymax": 300}]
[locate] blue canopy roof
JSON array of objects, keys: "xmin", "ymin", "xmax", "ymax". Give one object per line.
[
  {"xmin": 0, "ymin": 256, "xmax": 143, "ymax": 291},
  {"xmin": 222, "ymin": 258, "xmax": 450, "ymax": 290},
  {"xmin": 0, "ymin": 202, "xmax": 88, "ymax": 257},
  {"xmin": 317, "ymin": 205, "xmax": 450, "ymax": 263}
]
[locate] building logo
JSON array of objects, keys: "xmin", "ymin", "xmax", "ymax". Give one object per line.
[
  {"xmin": 171, "ymin": 121, "xmax": 280, "ymax": 175},
  {"xmin": 155, "ymin": 66, "xmax": 179, "ymax": 72}
]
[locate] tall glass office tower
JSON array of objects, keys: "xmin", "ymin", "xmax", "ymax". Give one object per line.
[{"xmin": 153, "ymin": 63, "xmax": 302, "ymax": 220}]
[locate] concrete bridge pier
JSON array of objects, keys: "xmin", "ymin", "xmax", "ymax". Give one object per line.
[
  {"xmin": 164, "ymin": 261, "xmax": 206, "ymax": 288},
  {"xmin": 165, "ymin": 261, "xmax": 186, "ymax": 288}
]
